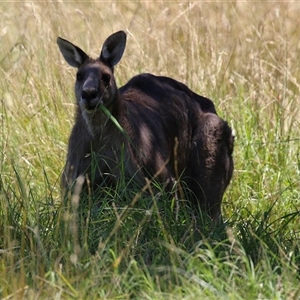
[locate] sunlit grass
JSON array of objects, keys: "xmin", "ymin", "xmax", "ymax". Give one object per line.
[{"xmin": 1, "ymin": 1, "xmax": 300, "ymax": 299}]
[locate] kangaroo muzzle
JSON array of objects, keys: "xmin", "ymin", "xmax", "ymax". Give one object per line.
[{"xmin": 81, "ymin": 75, "xmax": 102, "ymax": 110}]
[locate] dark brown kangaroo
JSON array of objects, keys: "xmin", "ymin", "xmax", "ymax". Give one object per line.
[{"xmin": 57, "ymin": 31, "xmax": 234, "ymax": 223}]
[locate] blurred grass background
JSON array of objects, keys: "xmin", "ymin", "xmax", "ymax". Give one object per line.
[{"xmin": 1, "ymin": 1, "xmax": 300, "ymax": 299}]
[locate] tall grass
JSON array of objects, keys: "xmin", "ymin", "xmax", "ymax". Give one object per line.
[{"xmin": 1, "ymin": 1, "xmax": 300, "ymax": 299}]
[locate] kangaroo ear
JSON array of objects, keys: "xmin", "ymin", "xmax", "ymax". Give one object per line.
[
  {"xmin": 57, "ymin": 37, "xmax": 89, "ymax": 68},
  {"xmin": 100, "ymin": 31, "xmax": 127, "ymax": 67}
]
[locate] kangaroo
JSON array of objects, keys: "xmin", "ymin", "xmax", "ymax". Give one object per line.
[{"xmin": 57, "ymin": 30, "xmax": 234, "ymax": 222}]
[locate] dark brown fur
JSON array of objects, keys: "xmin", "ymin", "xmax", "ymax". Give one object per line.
[{"xmin": 57, "ymin": 31, "xmax": 234, "ymax": 222}]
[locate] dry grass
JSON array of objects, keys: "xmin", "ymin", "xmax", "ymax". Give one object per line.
[{"xmin": 1, "ymin": 1, "xmax": 300, "ymax": 299}]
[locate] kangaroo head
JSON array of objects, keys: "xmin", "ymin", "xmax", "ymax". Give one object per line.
[{"xmin": 57, "ymin": 31, "xmax": 127, "ymax": 112}]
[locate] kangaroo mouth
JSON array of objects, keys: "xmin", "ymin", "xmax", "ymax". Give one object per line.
[{"xmin": 81, "ymin": 98, "xmax": 103, "ymax": 112}]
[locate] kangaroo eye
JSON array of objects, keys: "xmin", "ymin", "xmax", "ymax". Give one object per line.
[
  {"xmin": 76, "ymin": 72, "xmax": 84, "ymax": 81},
  {"xmin": 102, "ymin": 74, "xmax": 110, "ymax": 86}
]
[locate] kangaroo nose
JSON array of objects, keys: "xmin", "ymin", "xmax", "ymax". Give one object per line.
[{"xmin": 82, "ymin": 88, "xmax": 98, "ymax": 101}]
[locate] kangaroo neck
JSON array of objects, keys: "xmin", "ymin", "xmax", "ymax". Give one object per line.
[{"xmin": 81, "ymin": 100, "xmax": 124, "ymax": 145}]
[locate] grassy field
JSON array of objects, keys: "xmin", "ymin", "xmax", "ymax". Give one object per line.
[{"xmin": 1, "ymin": 1, "xmax": 300, "ymax": 299}]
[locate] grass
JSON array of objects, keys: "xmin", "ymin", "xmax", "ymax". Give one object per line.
[{"xmin": 1, "ymin": 1, "xmax": 300, "ymax": 299}]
